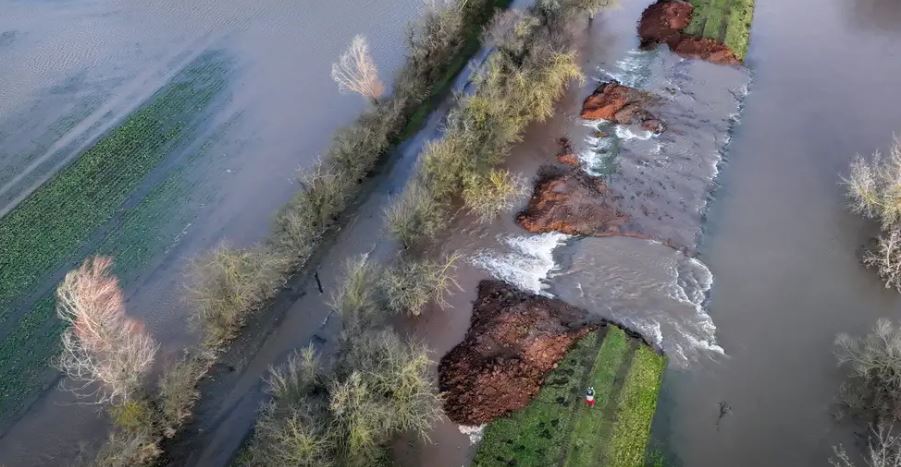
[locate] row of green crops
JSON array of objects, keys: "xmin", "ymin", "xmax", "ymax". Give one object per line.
[
  {"xmin": 473, "ymin": 326, "xmax": 666, "ymax": 467},
  {"xmin": 0, "ymin": 51, "xmax": 229, "ymax": 422}
]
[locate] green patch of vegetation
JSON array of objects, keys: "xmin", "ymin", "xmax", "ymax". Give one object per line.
[
  {"xmin": 607, "ymin": 345, "xmax": 666, "ymax": 467},
  {"xmin": 684, "ymin": 0, "xmax": 755, "ymax": 60},
  {"xmin": 473, "ymin": 327, "xmax": 666, "ymax": 467}
]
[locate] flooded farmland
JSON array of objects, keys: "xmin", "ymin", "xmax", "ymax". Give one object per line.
[{"xmin": 0, "ymin": 0, "xmax": 422, "ymax": 463}]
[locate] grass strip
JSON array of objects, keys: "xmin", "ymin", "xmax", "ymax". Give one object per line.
[
  {"xmin": 605, "ymin": 345, "xmax": 666, "ymax": 467},
  {"xmin": 562, "ymin": 327, "xmax": 631, "ymax": 467},
  {"xmin": 473, "ymin": 327, "xmax": 666, "ymax": 467},
  {"xmin": 684, "ymin": 0, "xmax": 755, "ymax": 60},
  {"xmin": 473, "ymin": 331, "xmax": 607, "ymax": 466}
]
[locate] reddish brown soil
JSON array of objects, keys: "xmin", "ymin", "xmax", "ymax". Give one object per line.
[
  {"xmin": 580, "ymin": 82, "xmax": 665, "ymax": 133},
  {"xmin": 556, "ymin": 137, "xmax": 580, "ymax": 166},
  {"xmin": 516, "ymin": 166, "xmax": 632, "ymax": 237},
  {"xmin": 438, "ymin": 280, "xmax": 593, "ymax": 425},
  {"xmin": 638, "ymin": 0, "xmax": 741, "ymax": 66}
]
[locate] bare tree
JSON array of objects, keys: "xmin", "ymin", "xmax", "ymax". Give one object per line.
[
  {"xmin": 864, "ymin": 229, "xmax": 901, "ymax": 292},
  {"xmin": 331, "ymin": 35, "xmax": 384, "ymax": 103},
  {"xmin": 846, "ymin": 137, "xmax": 901, "ymax": 230},
  {"xmin": 831, "ymin": 425, "xmax": 901, "ymax": 467},
  {"xmin": 835, "ymin": 319, "xmax": 901, "ymax": 423},
  {"xmin": 54, "ymin": 257, "xmax": 158, "ymax": 405}
]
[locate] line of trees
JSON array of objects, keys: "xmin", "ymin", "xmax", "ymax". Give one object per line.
[
  {"xmin": 51, "ymin": 1, "xmax": 513, "ymax": 465},
  {"xmin": 846, "ymin": 137, "xmax": 901, "ymax": 291}
]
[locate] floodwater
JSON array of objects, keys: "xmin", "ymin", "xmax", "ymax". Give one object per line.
[
  {"xmin": 0, "ymin": 0, "xmax": 422, "ymax": 464},
  {"xmin": 655, "ymin": 0, "xmax": 901, "ymax": 465}
]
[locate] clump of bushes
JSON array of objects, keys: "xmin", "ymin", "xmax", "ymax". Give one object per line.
[
  {"xmin": 188, "ymin": 246, "xmax": 290, "ymax": 348},
  {"xmin": 382, "ymin": 253, "xmax": 461, "ymax": 316},
  {"xmin": 846, "ymin": 138, "xmax": 901, "ymax": 291},
  {"xmin": 386, "ymin": 1, "xmax": 585, "ymax": 248},
  {"xmin": 242, "ymin": 260, "xmax": 441, "ymax": 467}
]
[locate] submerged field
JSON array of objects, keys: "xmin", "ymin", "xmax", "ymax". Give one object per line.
[
  {"xmin": 685, "ymin": 0, "xmax": 755, "ymax": 59},
  {"xmin": 0, "ymin": 51, "xmax": 229, "ymax": 422},
  {"xmin": 473, "ymin": 327, "xmax": 665, "ymax": 467}
]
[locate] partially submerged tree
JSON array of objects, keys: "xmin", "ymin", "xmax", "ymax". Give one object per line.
[
  {"xmin": 835, "ymin": 319, "xmax": 901, "ymax": 423},
  {"xmin": 382, "ymin": 253, "xmax": 461, "ymax": 316},
  {"xmin": 463, "ymin": 169, "xmax": 528, "ymax": 223},
  {"xmin": 864, "ymin": 229, "xmax": 901, "ymax": 293},
  {"xmin": 831, "ymin": 425, "xmax": 901, "ymax": 467},
  {"xmin": 846, "ymin": 139, "xmax": 901, "ymax": 230},
  {"xmin": 331, "ymin": 35, "xmax": 385, "ymax": 103},
  {"xmin": 54, "ymin": 257, "xmax": 158, "ymax": 405},
  {"xmin": 846, "ymin": 137, "xmax": 901, "ymax": 291}
]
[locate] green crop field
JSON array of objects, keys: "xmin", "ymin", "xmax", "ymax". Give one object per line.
[
  {"xmin": 0, "ymin": 51, "xmax": 229, "ymax": 422},
  {"xmin": 473, "ymin": 327, "xmax": 666, "ymax": 467},
  {"xmin": 684, "ymin": 0, "xmax": 755, "ymax": 60}
]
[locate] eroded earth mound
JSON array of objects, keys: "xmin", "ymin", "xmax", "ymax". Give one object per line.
[
  {"xmin": 438, "ymin": 280, "xmax": 592, "ymax": 425},
  {"xmin": 516, "ymin": 166, "xmax": 631, "ymax": 237},
  {"xmin": 580, "ymin": 81, "xmax": 664, "ymax": 133},
  {"xmin": 638, "ymin": 0, "xmax": 740, "ymax": 65}
]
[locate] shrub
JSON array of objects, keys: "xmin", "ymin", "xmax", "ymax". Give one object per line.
[
  {"xmin": 157, "ymin": 352, "xmax": 209, "ymax": 437},
  {"xmin": 188, "ymin": 246, "xmax": 290, "ymax": 348},
  {"xmin": 847, "ymin": 138, "xmax": 901, "ymax": 230},
  {"xmin": 54, "ymin": 257, "xmax": 159, "ymax": 405},
  {"xmin": 835, "ymin": 319, "xmax": 901, "ymax": 423},
  {"xmin": 330, "ymin": 257, "xmax": 382, "ymax": 340},
  {"xmin": 382, "ymin": 253, "xmax": 461, "ymax": 316},
  {"xmin": 340, "ymin": 330, "xmax": 442, "ymax": 439},
  {"xmin": 386, "ymin": 180, "xmax": 451, "ymax": 247},
  {"xmin": 92, "ymin": 430, "xmax": 162, "ymax": 467},
  {"xmin": 463, "ymin": 169, "xmax": 528, "ymax": 222},
  {"xmin": 109, "ymin": 399, "xmax": 157, "ymax": 434}
]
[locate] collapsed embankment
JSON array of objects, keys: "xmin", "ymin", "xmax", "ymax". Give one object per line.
[
  {"xmin": 638, "ymin": 0, "xmax": 754, "ymax": 65},
  {"xmin": 439, "ymin": 280, "xmax": 658, "ymax": 426}
]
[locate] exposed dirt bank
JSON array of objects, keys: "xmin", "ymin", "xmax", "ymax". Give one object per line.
[
  {"xmin": 638, "ymin": 0, "xmax": 741, "ymax": 65},
  {"xmin": 516, "ymin": 166, "xmax": 635, "ymax": 237},
  {"xmin": 438, "ymin": 280, "xmax": 592, "ymax": 425},
  {"xmin": 580, "ymin": 81, "xmax": 665, "ymax": 133}
]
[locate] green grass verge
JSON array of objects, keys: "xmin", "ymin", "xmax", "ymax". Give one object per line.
[
  {"xmin": 684, "ymin": 0, "xmax": 755, "ymax": 60},
  {"xmin": 0, "ymin": 52, "xmax": 229, "ymax": 422},
  {"xmin": 606, "ymin": 345, "xmax": 666, "ymax": 467},
  {"xmin": 473, "ymin": 327, "xmax": 666, "ymax": 467}
]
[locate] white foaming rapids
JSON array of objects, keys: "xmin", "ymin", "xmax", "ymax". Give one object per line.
[
  {"xmin": 458, "ymin": 424, "xmax": 486, "ymax": 444},
  {"xmin": 552, "ymin": 237, "xmax": 726, "ymax": 367},
  {"xmin": 471, "ymin": 232, "xmax": 570, "ymax": 296}
]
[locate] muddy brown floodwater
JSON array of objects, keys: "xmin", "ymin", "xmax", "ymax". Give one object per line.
[{"xmin": 654, "ymin": 0, "xmax": 901, "ymax": 465}]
